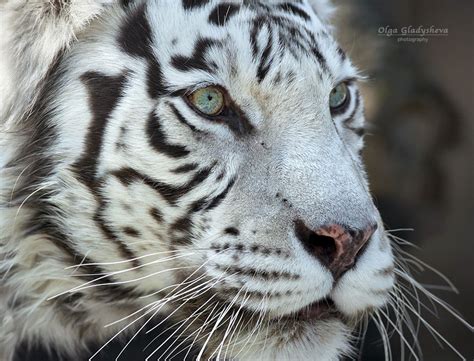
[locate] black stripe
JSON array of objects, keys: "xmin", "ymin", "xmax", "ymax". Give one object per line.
[
  {"xmin": 249, "ymin": 19, "xmax": 260, "ymax": 60},
  {"xmin": 94, "ymin": 191, "xmax": 141, "ymax": 268},
  {"xmin": 172, "ymin": 163, "xmax": 199, "ymax": 173},
  {"xmin": 171, "ymin": 37, "xmax": 219, "ymax": 73},
  {"xmin": 168, "ymin": 103, "xmax": 201, "ymax": 133},
  {"xmin": 188, "ymin": 196, "xmax": 208, "ymax": 213},
  {"xmin": 277, "ymin": 3, "xmax": 311, "ymax": 21},
  {"xmin": 337, "ymin": 46, "xmax": 347, "ymax": 61},
  {"xmin": 147, "ymin": 111, "xmax": 190, "ymax": 158},
  {"xmin": 111, "ymin": 165, "xmax": 214, "ymax": 205},
  {"xmin": 170, "ymin": 216, "xmax": 194, "ymax": 246},
  {"xmin": 344, "ymin": 89, "xmax": 361, "ymax": 124},
  {"xmin": 118, "ymin": 3, "xmax": 152, "ymax": 58},
  {"xmin": 73, "ymin": 71, "xmax": 127, "ymax": 187},
  {"xmin": 117, "ymin": 3, "xmax": 166, "ymax": 98},
  {"xmin": 120, "ymin": 0, "xmax": 133, "ymax": 8},
  {"xmin": 112, "ymin": 167, "xmax": 184, "ymax": 204},
  {"xmin": 204, "ymin": 177, "xmax": 236, "ymax": 211},
  {"xmin": 182, "ymin": 0, "xmax": 211, "ymax": 10},
  {"xmin": 255, "ymin": 25, "xmax": 273, "ymax": 83},
  {"xmin": 311, "ymin": 46, "xmax": 328, "ymax": 72},
  {"xmin": 208, "ymin": 3, "xmax": 240, "ymax": 26},
  {"xmin": 214, "ymin": 264, "xmax": 300, "ymax": 281},
  {"xmin": 123, "ymin": 226, "xmax": 141, "ymax": 237},
  {"xmin": 72, "ymin": 71, "xmax": 141, "ymax": 267},
  {"xmin": 149, "ymin": 207, "xmax": 164, "ymax": 223},
  {"xmin": 147, "ymin": 57, "xmax": 166, "ymax": 99}
]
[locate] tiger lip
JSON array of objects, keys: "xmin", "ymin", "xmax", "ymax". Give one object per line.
[
  {"xmin": 294, "ymin": 298, "xmax": 341, "ymax": 321},
  {"xmin": 274, "ymin": 298, "xmax": 341, "ymax": 322}
]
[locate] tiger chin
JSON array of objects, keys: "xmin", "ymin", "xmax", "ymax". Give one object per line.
[{"xmin": 2, "ymin": 1, "xmax": 403, "ymax": 360}]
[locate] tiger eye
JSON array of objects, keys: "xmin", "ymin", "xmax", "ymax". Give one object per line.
[
  {"xmin": 329, "ymin": 82, "xmax": 349, "ymax": 109},
  {"xmin": 188, "ymin": 86, "xmax": 225, "ymax": 116}
]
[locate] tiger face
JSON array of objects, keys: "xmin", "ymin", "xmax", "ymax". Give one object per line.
[{"xmin": 1, "ymin": 1, "xmax": 395, "ymax": 360}]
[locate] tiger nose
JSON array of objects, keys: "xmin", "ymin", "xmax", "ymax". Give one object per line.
[{"xmin": 294, "ymin": 220, "xmax": 377, "ymax": 280}]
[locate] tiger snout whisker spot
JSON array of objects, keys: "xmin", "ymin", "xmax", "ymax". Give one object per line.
[{"xmin": 0, "ymin": 1, "xmax": 471, "ymax": 361}]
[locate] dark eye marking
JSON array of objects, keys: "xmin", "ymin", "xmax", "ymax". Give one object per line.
[
  {"xmin": 179, "ymin": 85, "xmax": 254, "ymax": 137},
  {"xmin": 208, "ymin": 3, "xmax": 240, "ymax": 26}
]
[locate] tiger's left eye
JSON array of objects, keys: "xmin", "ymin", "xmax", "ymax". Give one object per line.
[
  {"xmin": 188, "ymin": 86, "xmax": 225, "ymax": 116},
  {"xmin": 329, "ymin": 82, "xmax": 349, "ymax": 110}
]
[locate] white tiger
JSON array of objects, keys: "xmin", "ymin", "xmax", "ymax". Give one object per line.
[{"xmin": 0, "ymin": 1, "xmax": 469, "ymax": 360}]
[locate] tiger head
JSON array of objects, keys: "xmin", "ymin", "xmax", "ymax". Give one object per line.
[{"xmin": 1, "ymin": 1, "xmax": 395, "ymax": 360}]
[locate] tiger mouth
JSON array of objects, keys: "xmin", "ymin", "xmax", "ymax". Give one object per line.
[{"xmin": 275, "ymin": 298, "xmax": 341, "ymax": 323}]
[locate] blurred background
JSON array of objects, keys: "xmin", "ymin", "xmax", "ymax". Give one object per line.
[
  {"xmin": 15, "ymin": 1, "xmax": 473, "ymax": 360},
  {"xmin": 333, "ymin": 0, "xmax": 473, "ymax": 359}
]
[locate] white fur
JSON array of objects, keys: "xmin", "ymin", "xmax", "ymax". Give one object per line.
[{"xmin": 0, "ymin": 1, "xmax": 396, "ymax": 360}]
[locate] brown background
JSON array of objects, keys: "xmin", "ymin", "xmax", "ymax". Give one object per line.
[{"xmin": 335, "ymin": 0, "xmax": 473, "ymax": 359}]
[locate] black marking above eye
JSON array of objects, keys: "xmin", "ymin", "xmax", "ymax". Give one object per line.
[
  {"xmin": 171, "ymin": 37, "xmax": 219, "ymax": 73},
  {"xmin": 117, "ymin": 3, "xmax": 166, "ymax": 99},
  {"xmin": 118, "ymin": 3, "xmax": 152, "ymax": 59},
  {"xmin": 208, "ymin": 3, "xmax": 240, "ymax": 26},
  {"xmin": 182, "ymin": 0, "xmax": 211, "ymax": 10}
]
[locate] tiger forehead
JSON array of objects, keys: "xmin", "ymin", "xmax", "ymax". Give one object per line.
[{"xmin": 118, "ymin": 0, "xmax": 346, "ymax": 89}]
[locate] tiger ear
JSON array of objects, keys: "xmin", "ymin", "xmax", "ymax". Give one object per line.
[
  {"xmin": 305, "ymin": 0, "xmax": 337, "ymax": 25},
  {"xmin": 0, "ymin": 1, "xmax": 112, "ymax": 120}
]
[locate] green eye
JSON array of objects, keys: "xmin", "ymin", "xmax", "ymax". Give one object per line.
[
  {"xmin": 188, "ymin": 86, "xmax": 225, "ymax": 116},
  {"xmin": 329, "ymin": 82, "xmax": 349, "ymax": 110}
]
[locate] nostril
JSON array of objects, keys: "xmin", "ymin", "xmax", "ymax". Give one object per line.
[
  {"xmin": 294, "ymin": 220, "xmax": 375, "ymax": 280},
  {"xmin": 307, "ymin": 233, "xmax": 337, "ymax": 270},
  {"xmin": 294, "ymin": 220, "xmax": 337, "ymax": 270}
]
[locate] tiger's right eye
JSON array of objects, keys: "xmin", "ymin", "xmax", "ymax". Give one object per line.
[{"xmin": 188, "ymin": 86, "xmax": 225, "ymax": 116}]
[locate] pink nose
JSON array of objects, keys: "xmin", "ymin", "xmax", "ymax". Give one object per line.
[{"xmin": 294, "ymin": 221, "xmax": 377, "ymax": 280}]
